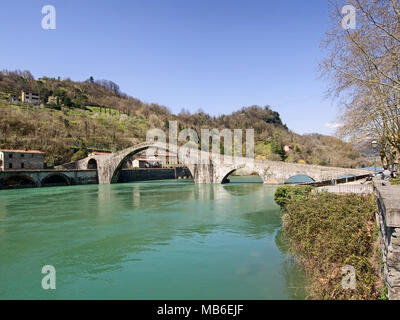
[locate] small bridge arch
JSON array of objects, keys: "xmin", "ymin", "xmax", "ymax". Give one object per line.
[
  {"xmin": 3, "ymin": 173, "xmax": 37, "ymax": 188},
  {"xmin": 41, "ymin": 172, "xmax": 71, "ymax": 187},
  {"xmin": 284, "ymin": 174, "xmax": 315, "ymax": 184},
  {"xmin": 87, "ymin": 158, "xmax": 98, "ymax": 170},
  {"xmin": 216, "ymin": 163, "xmax": 246, "ymax": 184}
]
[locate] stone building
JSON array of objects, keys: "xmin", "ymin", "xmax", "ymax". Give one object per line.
[
  {"xmin": 130, "ymin": 150, "xmax": 178, "ymax": 168},
  {"xmin": 131, "ymin": 158, "xmax": 162, "ymax": 168},
  {"xmin": 0, "ymin": 149, "xmax": 45, "ymax": 171},
  {"xmin": 20, "ymin": 91, "xmax": 40, "ymax": 105}
]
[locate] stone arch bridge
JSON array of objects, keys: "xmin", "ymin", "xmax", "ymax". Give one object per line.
[
  {"xmin": 61, "ymin": 141, "xmax": 372, "ymax": 185},
  {"xmin": 0, "ymin": 169, "xmax": 98, "ymax": 189}
]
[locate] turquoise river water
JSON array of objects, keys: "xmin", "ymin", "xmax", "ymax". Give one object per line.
[{"xmin": 0, "ymin": 176, "xmax": 306, "ymax": 299}]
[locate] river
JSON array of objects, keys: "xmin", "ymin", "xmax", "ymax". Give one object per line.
[{"xmin": 0, "ymin": 176, "xmax": 306, "ymax": 299}]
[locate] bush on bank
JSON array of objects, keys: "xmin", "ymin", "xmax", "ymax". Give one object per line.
[
  {"xmin": 274, "ymin": 185, "xmax": 314, "ymax": 209},
  {"xmin": 274, "ymin": 186, "xmax": 385, "ymax": 300}
]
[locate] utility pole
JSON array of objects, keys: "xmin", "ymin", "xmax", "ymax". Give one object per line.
[{"xmin": 372, "ymin": 140, "xmax": 378, "ymax": 174}]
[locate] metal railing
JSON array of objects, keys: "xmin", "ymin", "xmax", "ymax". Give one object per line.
[
  {"xmin": 315, "ymin": 184, "xmax": 373, "ymax": 194},
  {"xmin": 300, "ymin": 174, "xmax": 372, "ymax": 188}
]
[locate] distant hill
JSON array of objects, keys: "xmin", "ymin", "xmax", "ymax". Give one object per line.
[{"xmin": 0, "ymin": 70, "xmax": 372, "ymax": 168}]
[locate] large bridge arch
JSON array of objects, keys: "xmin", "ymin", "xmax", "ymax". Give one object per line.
[
  {"xmin": 96, "ymin": 142, "xmax": 194, "ymax": 184},
  {"xmin": 109, "ymin": 145, "xmax": 158, "ymax": 183}
]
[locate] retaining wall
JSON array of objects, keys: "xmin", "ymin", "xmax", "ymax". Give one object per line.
[{"xmin": 374, "ymin": 179, "xmax": 400, "ymax": 300}]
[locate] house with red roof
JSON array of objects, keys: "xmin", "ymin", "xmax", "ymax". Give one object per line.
[{"xmin": 0, "ymin": 149, "xmax": 45, "ymax": 171}]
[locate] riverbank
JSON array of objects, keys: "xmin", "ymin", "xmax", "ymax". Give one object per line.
[{"xmin": 274, "ymin": 185, "xmax": 386, "ymax": 300}]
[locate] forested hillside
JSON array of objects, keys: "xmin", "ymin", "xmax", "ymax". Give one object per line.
[{"xmin": 0, "ymin": 70, "xmax": 371, "ymax": 168}]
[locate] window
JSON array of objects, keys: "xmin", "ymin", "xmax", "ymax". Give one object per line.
[
  {"xmin": 21, "ymin": 154, "xmax": 24, "ymax": 158},
  {"xmin": 9, "ymin": 154, "xmax": 13, "ymax": 159},
  {"xmin": 9, "ymin": 163, "xmax": 12, "ymax": 169},
  {"xmin": 21, "ymin": 163, "xmax": 24, "ymax": 169}
]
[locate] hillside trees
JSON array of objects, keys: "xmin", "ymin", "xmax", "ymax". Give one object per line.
[{"xmin": 0, "ymin": 70, "xmax": 371, "ymax": 167}]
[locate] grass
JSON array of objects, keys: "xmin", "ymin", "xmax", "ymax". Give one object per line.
[
  {"xmin": 0, "ymin": 100, "xmax": 147, "ymax": 166},
  {"xmin": 391, "ymin": 178, "xmax": 400, "ymax": 186},
  {"xmin": 86, "ymin": 105, "xmax": 122, "ymax": 116}
]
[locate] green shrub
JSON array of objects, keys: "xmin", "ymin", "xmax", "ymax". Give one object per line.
[
  {"xmin": 282, "ymin": 192, "xmax": 383, "ymax": 300},
  {"xmin": 274, "ymin": 185, "xmax": 314, "ymax": 209},
  {"xmin": 378, "ymin": 285, "xmax": 389, "ymax": 300}
]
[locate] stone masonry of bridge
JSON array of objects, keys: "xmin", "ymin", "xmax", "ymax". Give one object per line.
[{"xmin": 59, "ymin": 141, "xmax": 373, "ymax": 185}]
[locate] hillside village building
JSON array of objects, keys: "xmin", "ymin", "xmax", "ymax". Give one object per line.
[
  {"xmin": 10, "ymin": 91, "xmax": 40, "ymax": 105},
  {"xmin": 0, "ymin": 149, "xmax": 45, "ymax": 171},
  {"xmin": 21, "ymin": 91, "xmax": 40, "ymax": 105}
]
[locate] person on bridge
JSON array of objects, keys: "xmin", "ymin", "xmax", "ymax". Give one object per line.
[
  {"xmin": 361, "ymin": 176, "xmax": 373, "ymax": 184},
  {"xmin": 381, "ymin": 166, "xmax": 392, "ymax": 182}
]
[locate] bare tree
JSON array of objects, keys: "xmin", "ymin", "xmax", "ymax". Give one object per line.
[{"xmin": 321, "ymin": 0, "xmax": 400, "ymax": 173}]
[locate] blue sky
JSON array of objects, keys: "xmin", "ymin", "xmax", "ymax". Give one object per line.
[{"xmin": 0, "ymin": 0, "xmax": 341, "ymax": 135}]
